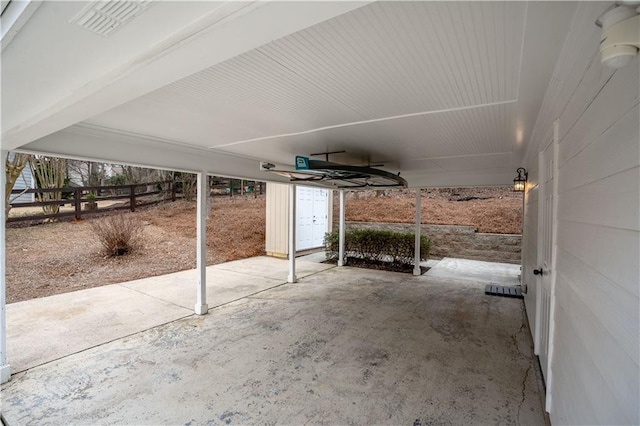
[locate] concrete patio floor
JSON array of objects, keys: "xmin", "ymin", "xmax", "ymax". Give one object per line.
[
  {"xmin": 5, "ymin": 256, "xmax": 333, "ymax": 374},
  {"xmin": 1, "ymin": 256, "xmax": 547, "ymax": 425}
]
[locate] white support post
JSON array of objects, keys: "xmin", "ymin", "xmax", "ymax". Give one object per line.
[
  {"xmin": 194, "ymin": 172, "xmax": 209, "ymax": 315},
  {"xmin": 0, "ymin": 150, "xmax": 11, "ymax": 383},
  {"xmin": 288, "ymin": 184, "xmax": 297, "ymax": 283},
  {"xmin": 338, "ymin": 189, "xmax": 346, "ymax": 267},
  {"xmin": 413, "ymin": 188, "xmax": 422, "ymax": 276}
]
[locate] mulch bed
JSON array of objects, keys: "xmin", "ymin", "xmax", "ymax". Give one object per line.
[{"xmin": 325, "ymin": 257, "xmax": 430, "ymax": 275}]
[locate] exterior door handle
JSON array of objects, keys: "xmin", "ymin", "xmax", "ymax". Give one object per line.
[{"xmin": 533, "ymin": 268, "xmax": 543, "ymax": 276}]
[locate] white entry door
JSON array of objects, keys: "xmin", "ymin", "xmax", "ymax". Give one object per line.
[
  {"xmin": 536, "ymin": 139, "xmax": 556, "ymax": 385},
  {"xmin": 312, "ymin": 188, "xmax": 328, "ymax": 246},
  {"xmin": 296, "ymin": 186, "xmax": 328, "ymax": 251}
]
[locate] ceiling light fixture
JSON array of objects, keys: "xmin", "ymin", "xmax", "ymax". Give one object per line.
[
  {"xmin": 598, "ymin": 4, "xmax": 640, "ymax": 68},
  {"xmin": 513, "ymin": 168, "xmax": 527, "ymax": 192}
]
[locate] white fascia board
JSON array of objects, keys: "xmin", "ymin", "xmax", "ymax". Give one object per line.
[
  {"xmin": 3, "ymin": 1, "xmax": 369, "ymax": 151},
  {"xmin": 19, "ymin": 125, "xmax": 292, "ymax": 184}
]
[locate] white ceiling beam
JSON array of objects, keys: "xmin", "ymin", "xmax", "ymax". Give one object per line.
[
  {"xmin": 3, "ymin": 1, "xmax": 369, "ymax": 151},
  {"xmin": 22, "ymin": 124, "xmax": 515, "ymax": 189},
  {"xmin": 19, "ymin": 125, "xmax": 290, "ymax": 184}
]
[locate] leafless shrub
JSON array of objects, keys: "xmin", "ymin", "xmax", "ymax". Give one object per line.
[{"xmin": 90, "ymin": 214, "xmax": 144, "ymax": 257}]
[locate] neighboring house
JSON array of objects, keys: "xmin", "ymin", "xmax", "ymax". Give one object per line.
[
  {"xmin": 7, "ymin": 152, "xmax": 34, "ymax": 204},
  {"xmin": 1, "ymin": 2, "xmax": 638, "ymax": 425}
]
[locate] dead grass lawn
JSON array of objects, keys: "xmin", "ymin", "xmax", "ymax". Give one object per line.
[
  {"xmin": 6, "ymin": 196, "xmax": 265, "ymax": 303},
  {"xmin": 6, "ymin": 187, "xmax": 521, "ymax": 303}
]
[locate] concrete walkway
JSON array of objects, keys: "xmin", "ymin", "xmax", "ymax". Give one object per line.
[
  {"xmin": 6, "ymin": 256, "xmax": 334, "ymax": 374},
  {"xmin": 425, "ymin": 257, "xmax": 521, "ymax": 285},
  {"xmin": 2, "ymin": 256, "xmax": 546, "ymax": 425}
]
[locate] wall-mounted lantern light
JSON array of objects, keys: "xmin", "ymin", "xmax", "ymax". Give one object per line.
[{"xmin": 513, "ymin": 168, "xmax": 527, "ymax": 192}]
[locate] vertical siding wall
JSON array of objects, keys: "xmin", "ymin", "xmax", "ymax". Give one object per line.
[
  {"xmin": 265, "ymin": 183, "xmax": 289, "ymax": 258},
  {"xmin": 522, "ymin": 3, "xmax": 639, "ymax": 424}
]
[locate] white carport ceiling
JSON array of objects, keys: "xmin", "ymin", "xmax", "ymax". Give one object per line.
[{"xmin": 6, "ymin": 1, "xmax": 580, "ymax": 187}]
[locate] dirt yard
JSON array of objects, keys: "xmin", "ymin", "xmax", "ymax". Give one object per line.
[
  {"xmin": 6, "ymin": 197, "xmax": 265, "ymax": 303},
  {"xmin": 5, "ymin": 187, "xmax": 521, "ymax": 303}
]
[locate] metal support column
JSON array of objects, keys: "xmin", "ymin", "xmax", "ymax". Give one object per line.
[
  {"xmin": 0, "ymin": 150, "xmax": 11, "ymax": 383},
  {"xmin": 338, "ymin": 189, "xmax": 346, "ymax": 266},
  {"xmin": 287, "ymin": 184, "xmax": 297, "ymax": 283},
  {"xmin": 194, "ymin": 172, "xmax": 209, "ymax": 315},
  {"xmin": 413, "ymin": 188, "xmax": 422, "ymax": 276}
]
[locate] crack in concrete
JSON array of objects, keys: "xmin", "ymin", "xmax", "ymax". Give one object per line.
[
  {"xmin": 511, "ymin": 322, "xmax": 527, "ymax": 358},
  {"xmin": 517, "ymin": 364, "xmax": 532, "ymax": 423},
  {"xmin": 511, "ymin": 301, "xmax": 528, "ymax": 359},
  {"xmin": 513, "ymin": 300, "xmax": 533, "ymax": 424}
]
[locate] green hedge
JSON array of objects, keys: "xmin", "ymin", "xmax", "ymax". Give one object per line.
[{"xmin": 325, "ymin": 228, "xmax": 431, "ymax": 266}]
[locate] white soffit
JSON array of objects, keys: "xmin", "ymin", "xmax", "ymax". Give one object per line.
[
  {"xmin": 1, "ymin": 1, "xmax": 227, "ymax": 139},
  {"xmin": 73, "ymin": 1, "xmax": 575, "ymax": 186},
  {"xmin": 256, "ymin": 1, "xmax": 523, "ymax": 117},
  {"xmin": 87, "ymin": 2, "xmax": 526, "ymax": 148},
  {"xmin": 84, "ymin": 48, "xmax": 367, "ymax": 146},
  {"xmin": 2, "ymin": 1, "xmax": 369, "ymax": 149},
  {"xmin": 211, "ymin": 102, "xmax": 517, "ymax": 168}
]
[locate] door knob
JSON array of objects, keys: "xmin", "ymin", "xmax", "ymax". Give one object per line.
[{"xmin": 533, "ymin": 268, "xmax": 543, "ymax": 276}]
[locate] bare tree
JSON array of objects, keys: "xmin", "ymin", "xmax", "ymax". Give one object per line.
[
  {"xmin": 157, "ymin": 169, "xmax": 173, "ymax": 182},
  {"xmin": 4, "ymin": 152, "xmax": 31, "ymax": 217},
  {"xmin": 30, "ymin": 156, "xmax": 67, "ymax": 216},
  {"xmin": 67, "ymin": 160, "xmax": 108, "ymax": 186},
  {"xmin": 109, "ymin": 164, "xmax": 162, "ymax": 185},
  {"xmin": 175, "ymin": 172, "xmax": 197, "ymax": 201},
  {"xmin": 90, "ymin": 162, "xmax": 106, "ymax": 186}
]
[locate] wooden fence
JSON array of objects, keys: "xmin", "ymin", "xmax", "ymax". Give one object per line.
[
  {"xmin": 8, "ymin": 181, "xmax": 175, "ymax": 223},
  {"xmin": 211, "ymin": 179, "xmax": 264, "ymax": 196},
  {"xmin": 8, "ymin": 179, "xmax": 266, "ymax": 223}
]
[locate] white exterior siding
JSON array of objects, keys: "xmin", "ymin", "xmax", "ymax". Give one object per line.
[{"xmin": 522, "ymin": 3, "xmax": 639, "ymax": 424}]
